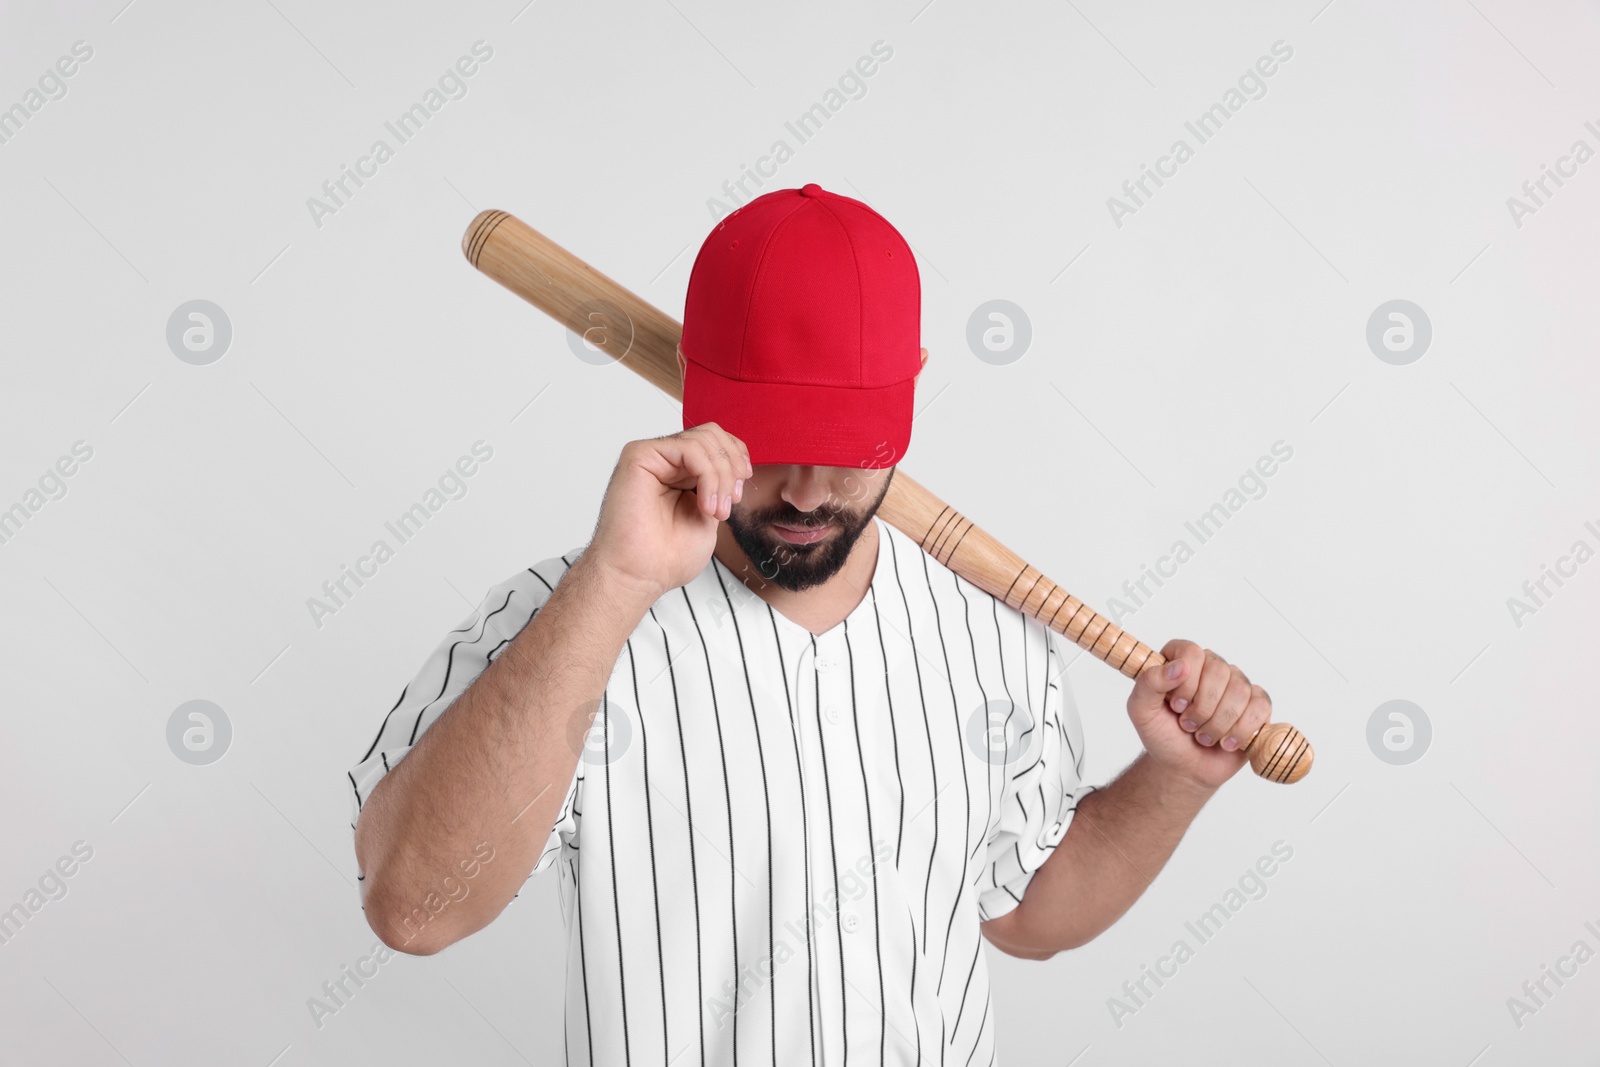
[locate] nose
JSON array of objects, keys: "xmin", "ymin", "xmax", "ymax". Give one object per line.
[{"xmin": 779, "ymin": 467, "xmax": 831, "ymax": 515}]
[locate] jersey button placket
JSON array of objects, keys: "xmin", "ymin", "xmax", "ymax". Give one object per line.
[
  {"xmin": 790, "ymin": 636, "xmax": 827, "ymax": 1060},
  {"xmin": 812, "ymin": 632, "xmax": 851, "ymax": 1061}
]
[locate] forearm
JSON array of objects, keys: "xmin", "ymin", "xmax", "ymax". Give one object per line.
[
  {"xmin": 354, "ymin": 555, "xmax": 653, "ymax": 953},
  {"xmin": 1003, "ymin": 753, "xmax": 1214, "ymax": 958}
]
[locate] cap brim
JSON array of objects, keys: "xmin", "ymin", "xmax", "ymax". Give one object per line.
[{"xmin": 682, "ymin": 358, "xmax": 912, "ymax": 469}]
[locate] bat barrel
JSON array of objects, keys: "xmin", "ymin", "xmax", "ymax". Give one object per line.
[
  {"xmin": 465, "ymin": 209, "xmax": 686, "ymax": 400},
  {"xmin": 461, "ymin": 209, "xmax": 1314, "ymax": 786}
]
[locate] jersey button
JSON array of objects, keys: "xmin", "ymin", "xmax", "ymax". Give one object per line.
[{"xmin": 843, "ymin": 912, "xmax": 859, "ymax": 933}]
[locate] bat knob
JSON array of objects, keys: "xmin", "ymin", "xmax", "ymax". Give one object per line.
[{"xmin": 1245, "ymin": 722, "xmax": 1313, "ymax": 784}]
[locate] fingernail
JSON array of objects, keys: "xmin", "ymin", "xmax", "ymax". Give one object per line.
[
  {"xmin": 1180, "ymin": 718, "xmax": 1196, "ymax": 731},
  {"xmin": 1163, "ymin": 661, "xmax": 1182, "ymax": 681},
  {"xmin": 1172, "ymin": 698, "xmax": 1188, "ymax": 713},
  {"xmin": 1221, "ymin": 737, "xmax": 1239, "ymax": 751},
  {"xmin": 1197, "ymin": 733, "xmax": 1213, "ymax": 746},
  {"xmin": 734, "ymin": 479, "xmax": 743, "ymax": 498}
]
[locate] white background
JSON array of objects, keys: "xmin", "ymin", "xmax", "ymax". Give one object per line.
[{"xmin": 2, "ymin": 0, "xmax": 1597, "ymax": 1063}]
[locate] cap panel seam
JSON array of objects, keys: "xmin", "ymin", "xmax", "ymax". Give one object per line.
[
  {"xmin": 683, "ymin": 195, "xmax": 787, "ymax": 365},
  {"xmin": 737, "ymin": 197, "xmax": 812, "ymax": 381},
  {"xmin": 813, "ymin": 196, "xmax": 867, "ymax": 385}
]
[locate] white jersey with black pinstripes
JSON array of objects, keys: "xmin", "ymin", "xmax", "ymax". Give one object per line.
[{"xmin": 348, "ymin": 516, "xmax": 1089, "ymax": 1066}]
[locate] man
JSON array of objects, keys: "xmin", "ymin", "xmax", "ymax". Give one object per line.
[{"xmin": 348, "ymin": 184, "xmax": 1277, "ymax": 1065}]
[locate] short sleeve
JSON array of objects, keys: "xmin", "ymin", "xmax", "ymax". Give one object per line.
[
  {"xmin": 977, "ymin": 626, "xmax": 1093, "ymax": 922},
  {"xmin": 347, "ymin": 553, "xmax": 584, "ymax": 893}
]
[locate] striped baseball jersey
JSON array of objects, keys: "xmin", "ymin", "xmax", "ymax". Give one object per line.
[{"xmin": 349, "ymin": 515, "xmax": 1090, "ymax": 1066}]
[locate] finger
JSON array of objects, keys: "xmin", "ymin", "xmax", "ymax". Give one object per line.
[
  {"xmin": 1180, "ymin": 649, "xmax": 1229, "ymax": 733},
  {"xmin": 686, "ymin": 424, "xmax": 741, "ymax": 517},
  {"xmin": 1128, "ymin": 654, "xmax": 1191, "ymax": 719},
  {"xmin": 706, "ymin": 422, "xmax": 753, "ymax": 479},
  {"xmin": 723, "ymin": 429, "xmax": 753, "ymax": 501},
  {"xmin": 1192, "ymin": 666, "xmax": 1252, "ymax": 747},
  {"xmin": 705, "ymin": 425, "xmax": 746, "ymax": 514},
  {"xmin": 1222, "ymin": 685, "xmax": 1272, "ymax": 752},
  {"xmin": 1160, "ymin": 640, "xmax": 1204, "ymax": 715},
  {"xmin": 649, "ymin": 435, "xmax": 725, "ymax": 517},
  {"xmin": 693, "ymin": 436, "xmax": 733, "ymax": 518}
]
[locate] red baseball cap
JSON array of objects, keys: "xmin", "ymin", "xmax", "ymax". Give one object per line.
[{"xmin": 680, "ymin": 183, "xmax": 921, "ymax": 469}]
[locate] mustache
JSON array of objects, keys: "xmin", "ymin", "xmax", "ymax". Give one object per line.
[{"xmin": 753, "ymin": 506, "xmax": 848, "ymax": 528}]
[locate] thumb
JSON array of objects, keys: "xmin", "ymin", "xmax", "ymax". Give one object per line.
[{"xmin": 1128, "ymin": 656, "xmax": 1188, "ymax": 721}]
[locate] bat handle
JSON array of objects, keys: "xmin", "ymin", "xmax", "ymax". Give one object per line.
[{"xmin": 1138, "ymin": 651, "xmax": 1312, "ymax": 784}]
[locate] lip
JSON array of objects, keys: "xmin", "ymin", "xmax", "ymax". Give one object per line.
[{"xmin": 772, "ymin": 521, "xmax": 833, "ymax": 545}]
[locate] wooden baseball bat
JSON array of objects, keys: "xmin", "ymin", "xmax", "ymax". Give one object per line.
[{"xmin": 462, "ymin": 209, "xmax": 1313, "ymax": 785}]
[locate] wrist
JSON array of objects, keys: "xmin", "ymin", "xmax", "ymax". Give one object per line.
[
  {"xmin": 570, "ymin": 551, "xmax": 663, "ymax": 618},
  {"xmin": 1136, "ymin": 753, "xmax": 1219, "ymax": 813}
]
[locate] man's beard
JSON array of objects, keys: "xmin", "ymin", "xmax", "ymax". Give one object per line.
[{"xmin": 725, "ymin": 469, "xmax": 895, "ymax": 593}]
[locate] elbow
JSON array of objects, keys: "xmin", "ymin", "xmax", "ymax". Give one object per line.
[
  {"xmin": 361, "ymin": 880, "xmax": 454, "ymax": 957},
  {"xmin": 1003, "ymin": 932, "xmax": 1085, "ymax": 961},
  {"xmin": 1002, "ymin": 937, "xmax": 1088, "ymax": 962},
  {"xmin": 1033, "ymin": 926, "xmax": 1103, "ymax": 959},
  {"xmin": 999, "ymin": 943, "xmax": 1058, "ymax": 961},
  {"xmin": 983, "ymin": 913, "xmax": 1096, "ymax": 960},
  {"xmin": 353, "ymin": 813, "xmax": 448, "ymax": 956},
  {"xmin": 983, "ymin": 909, "xmax": 1081, "ymax": 961},
  {"xmin": 377, "ymin": 923, "xmax": 447, "ymax": 957},
  {"xmin": 1030, "ymin": 936, "xmax": 1091, "ymax": 961}
]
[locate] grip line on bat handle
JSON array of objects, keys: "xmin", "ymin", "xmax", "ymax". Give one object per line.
[{"xmin": 462, "ymin": 210, "xmax": 1313, "ymax": 786}]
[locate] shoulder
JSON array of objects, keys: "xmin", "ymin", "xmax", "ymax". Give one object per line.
[
  {"xmin": 879, "ymin": 517, "xmax": 1064, "ymax": 654},
  {"xmin": 471, "ymin": 544, "xmax": 591, "ymax": 618},
  {"xmin": 880, "ymin": 517, "xmax": 1012, "ymax": 614},
  {"xmin": 524, "ymin": 544, "xmax": 587, "ymax": 594}
]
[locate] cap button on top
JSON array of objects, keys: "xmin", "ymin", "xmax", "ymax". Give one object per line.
[{"xmin": 799, "ymin": 183, "xmax": 823, "ymax": 197}]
